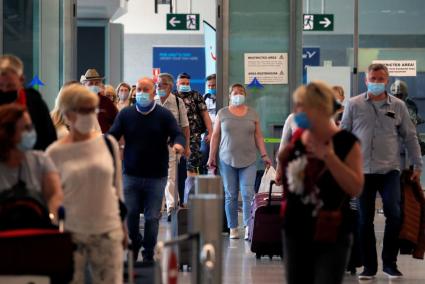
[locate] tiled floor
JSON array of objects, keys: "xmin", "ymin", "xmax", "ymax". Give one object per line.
[{"xmin": 155, "ymin": 212, "xmax": 425, "ymax": 284}]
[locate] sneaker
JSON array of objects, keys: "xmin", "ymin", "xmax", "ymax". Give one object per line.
[
  {"xmin": 244, "ymin": 227, "xmax": 249, "ymax": 240},
  {"xmin": 229, "ymin": 228, "xmax": 240, "ymax": 239},
  {"xmin": 358, "ymin": 269, "xmax": 376, "ymax": 280},
  {"xmin": 383, "ymin": 266, "xmax": 403, "ymax": 279}
]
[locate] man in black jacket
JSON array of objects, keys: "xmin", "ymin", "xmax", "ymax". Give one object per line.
[{"xmin": 0, "ymin": 54, "xmax": 56, "ymax": 150}]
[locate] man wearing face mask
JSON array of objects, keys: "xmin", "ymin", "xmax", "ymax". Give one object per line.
[
  {"xmin": 156, "ymin": 73, "xmax": 190, "ymax": 220},
  {"xmin": 80, "ymin": 68, "xmax": 118, "ymax": 133},
  {"xmin": 341, "ymin": 63, "xmax": 422, "ymax": 280},
  {"xmin": 201, "ymin": 74, "xmax": 217, "ymax": 174},
  {"xmin": 0, "ymin": 54, "xmax": 57, "ymax": 150},
  {"xmin": 172, "ymin": 72, "xmax": 212, "ymax": 204},
  {"xmin": 108, "ymin": 77, "xmax": 185, "ymax": 263}
]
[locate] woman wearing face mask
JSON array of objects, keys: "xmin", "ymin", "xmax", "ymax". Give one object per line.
[
  {"xmin": 116, "ymin": 82, "xmax": 131, "ymax": 111},
  {"xmin": 0, "ymin": 104, "xmax": 63, "ymax": 218},
  {"xmin": 276, "ymin": 81, "xmax": 364, "ymax": 284},
  {"xmin": 208, "ymin": 83, "xmax": 272, "ymax": 240},
  {"xmin": 46, "ymin": 84, "xmax": 126, "ymax": 284}
]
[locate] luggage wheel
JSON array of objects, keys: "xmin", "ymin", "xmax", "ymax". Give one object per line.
[{"xmin": 268, "ymin": 254, "xmax": 273, "ymax": 260}]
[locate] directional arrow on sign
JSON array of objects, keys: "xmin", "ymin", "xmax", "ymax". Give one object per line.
[
  {"xmin": 319, "ymin": 17, "xmax": 332, "ymax": 28},
  {"xmin": 169, "ymin": 17, "xmax": 181, "ymax": 27}
]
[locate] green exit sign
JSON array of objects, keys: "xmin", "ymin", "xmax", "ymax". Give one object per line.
[
  {"xmin": 166, "ymin": 14, "xmax": 200, "ymax": 31},
  {"xmin": 303, "ymin": 14, "xmax": 334, "ymax": 31}
]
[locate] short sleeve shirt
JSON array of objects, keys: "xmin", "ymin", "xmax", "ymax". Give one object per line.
[
  {"xmin": 0, "ymin": 151, "xmax": 58, "ymax": 192},
  {"xmin": 173, "ymin": 90, "xmax": 207, "ymax": 138},
  {"xmin": 159, "ymin": 94, "xmax": 190, "ymax": 128}
]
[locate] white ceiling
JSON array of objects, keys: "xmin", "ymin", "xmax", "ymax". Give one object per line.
[{"xmin": 77, "ymin": 0, "xmax": 128, "ymax": 20}]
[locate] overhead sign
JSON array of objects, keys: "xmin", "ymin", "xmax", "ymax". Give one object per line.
[
  {"xmin": 303, "ymin": 14, "xmax": 334, "ymax": 31},
  {"xmin": 167, "ymin": 14, "xmax": 200, "ymax": 31},
  {"xmin": 372, "ymin": 60, "xmax": 417, "ymax": 77},
  {"xmin": 153, "ymin": 47, "xmax": 206, "ymax": 93},
  {"xmin": 244, "ymin": 53, "xmax": 288, "ymax": 85}
]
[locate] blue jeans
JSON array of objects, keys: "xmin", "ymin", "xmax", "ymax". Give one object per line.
[
  {"xmin": 123, "ymin": 175, "xmax": 167, "ymax": 258},
  {"xmin": 358, "ymin": 170, "xmax": 401, "ymax": 272},
  {"xmin": 219, "ymin": 160, "xmax": 256, "ymax": 228}
]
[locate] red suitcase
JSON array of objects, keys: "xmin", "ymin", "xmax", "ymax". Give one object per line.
[
  {"xmin": 249, "ymin": 180, "xmax": 284, "ymax": 259},
  {"xmin": 0, "ymin": 228, "xmax": 74, "ymax": 284}
]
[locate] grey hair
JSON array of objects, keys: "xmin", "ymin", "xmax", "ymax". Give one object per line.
[{"xmin": 158, "ymin": 73, "xmax": 175, "ymax": 87}]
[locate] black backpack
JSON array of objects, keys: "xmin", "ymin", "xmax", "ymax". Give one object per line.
[{"xmin": 0, "ymin": 172, "xmax": 52, "ymax": 230}]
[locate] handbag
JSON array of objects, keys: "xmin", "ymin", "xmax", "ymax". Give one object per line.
[
  {"xmin": 313, "ymin": 208, "xmax": 343, "ymax": 243},
  {"xmin": 313, "ymin": 193, "xmax": 348, "ymax": 243}
]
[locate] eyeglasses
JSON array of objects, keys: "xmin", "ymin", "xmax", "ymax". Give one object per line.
[
  {"xmin": 156, "ymin": 83, "xmax": 170, "ymax": 88},
  {"xmin": 72, "ymin": 107, "xmax": 99, "ymax": 115},
  {"xmin": 23, "ymin": 124, "xmax": 34, "ymax": 131}
]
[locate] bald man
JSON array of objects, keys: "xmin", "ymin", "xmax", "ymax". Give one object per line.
[{"xmin": 109, "ymin": 77, "xmax": 185, "ymax": 263}]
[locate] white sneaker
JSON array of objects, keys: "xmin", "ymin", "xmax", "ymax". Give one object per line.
[
  {"xmin": 229, "ymin": 228, "xmax": 240, "ymax": 239},
  {"xmin": 244, "ymin": 227, "xmax": 249, "ymax": 240}
]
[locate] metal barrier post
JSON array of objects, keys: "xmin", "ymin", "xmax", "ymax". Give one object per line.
[{"xmin": 189, "ymin": 175, "xmax": 223, "ymax": 284}]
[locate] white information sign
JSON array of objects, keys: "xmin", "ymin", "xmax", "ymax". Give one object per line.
[
  {"xmin": 244, "ymin": 53, "xmax": 288, "ymax": 84},
  {"xmin": 372, "ymin": 60, "xmax": 417, "ymax": 77}
]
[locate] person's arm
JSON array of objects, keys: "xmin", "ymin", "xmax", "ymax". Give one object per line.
[
  {"xmin": 27, "ymin": 89, "xmax": 57, "ymax": 150},
  {"xmin": 42, "ymin": 172, "xmax": 63, "ymax": 219},
  {"xmin": 178, "ymin": 98, "xmax": 191, "ymax": 157},
  {"xmin": 166, "ymin": 111, "xmax": 185, "ymax": 154},
  {"xmin": 254, "ymin": 119, "xmax": 272, "ymax": 167},
  {"xmin": 182, "ymin": 126, "xmax": 191, "ymax": 158},
  {"xmin": 207, "ymin": 115, "xmax": 221, "ymax": 168},
  {"xmin": 311, "ymin": 140, "xmax": 364, "ymax": 197},
  {"xmin": 340, "ymin": 99, "xmax": 353, "ymax": 131},
  {"xmin": 278, "ymin": 113, "xmax": 295, "ymax": 160},
  {"xmin": 399, "ymin": 103, "xmax": 423, "ymax": 180},
  {"xmin": 201, "ymin": 110, "xmax": 213, "ymax": 143},
  {"xmin": 108, "ymin": 111, "xmax": 123, "ymax": 141}
]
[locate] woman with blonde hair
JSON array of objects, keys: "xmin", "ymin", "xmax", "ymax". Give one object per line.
[
  {"xmin": 276, "ymin": 81, "xmax": 363, "ymax": 284},
  {"xmin": 50, "ymin": 81, "xmax": 80, "ymax": 139},
  {"xmin": 46, "ymin": 84, "xmax": 126, "ymax": 284}
]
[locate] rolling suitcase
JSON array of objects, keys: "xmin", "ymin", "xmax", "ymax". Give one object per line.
[
  {"xmin": 249, "ymin": 180, "xmax": 284, "ymax": 259},
  {"xmin": 0, "ymin": 228, "xmax": 74, "ymax": 284}
]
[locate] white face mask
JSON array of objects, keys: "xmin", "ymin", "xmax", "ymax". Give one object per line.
[{"xmin": 73, "ymin": 113, "xmax": 97, "ymax": 134}]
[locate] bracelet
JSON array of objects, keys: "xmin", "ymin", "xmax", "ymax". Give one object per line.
[{"xmin": 261, "ymin": 154, "xmax": 267, "ymax": 158}]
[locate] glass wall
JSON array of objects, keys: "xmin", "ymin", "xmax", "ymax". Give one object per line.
[{"xmin": 3, "ymin": 0, "xmax": 40, "ymax": 82}]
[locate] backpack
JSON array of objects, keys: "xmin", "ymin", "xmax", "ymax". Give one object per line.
[{"xmin": 0, "ymin": 175, "xmax": 52, "ymax": 230}]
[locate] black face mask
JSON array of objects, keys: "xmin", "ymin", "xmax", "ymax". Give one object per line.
[{"xmin": 0, "ymin": 90, "xmax": 18, "ymax": 104}]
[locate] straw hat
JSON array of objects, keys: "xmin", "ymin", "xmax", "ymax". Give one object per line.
[{"xmin": 80, "ymin": 68, "xmax": 104, "ymax": 83}]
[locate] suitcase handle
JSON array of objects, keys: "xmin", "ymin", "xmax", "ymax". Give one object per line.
[{"xmin": 268, "ymin": 180, "xmax": 276, "ymax": 207}]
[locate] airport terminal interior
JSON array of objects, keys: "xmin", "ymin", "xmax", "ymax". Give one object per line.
[{"xmin": 1, "ymin": 0, "xmax": 425, "ymax": 283}]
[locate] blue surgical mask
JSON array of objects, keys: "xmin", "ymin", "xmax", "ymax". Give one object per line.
[
  {"xmin": 178, "ymin": 85, "xmax": 191, "ymax": 93},
  {"xmin": 17, "ymin": 129, "xmax": 37, "ymax": 151},
  {"xmin": 294, "ymin": 112, "xmax": 311, "ymax": 129},
  {"xmin": 88, "ymin": 85, "xmax": 100, "ymax": 94},
  {"xmin": 367, "ymin": 82, "xmax": 386, "ymax": 96},
  {"xmin": 135, "ymin": 92, "xmax": 152, "ymax": 107},
  {"xmin": 230, "ymin": 94, "xmax": 245, "ymax": 106},
  {"xmin": 156, "ymin": 89, "xmax": 167, "ymax": 98},
  {"xmin": 206, "ymin": 89, "xmax": 216, "ymax": 96}
]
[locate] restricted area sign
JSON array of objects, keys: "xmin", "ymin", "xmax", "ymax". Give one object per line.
[
  {"xmin": 303, "ymin": 14, "xmax": 334, "ymax": 31},
  {"xmin": 166, "ymin": 14, "xmax": 200, "ymax": 31}
]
